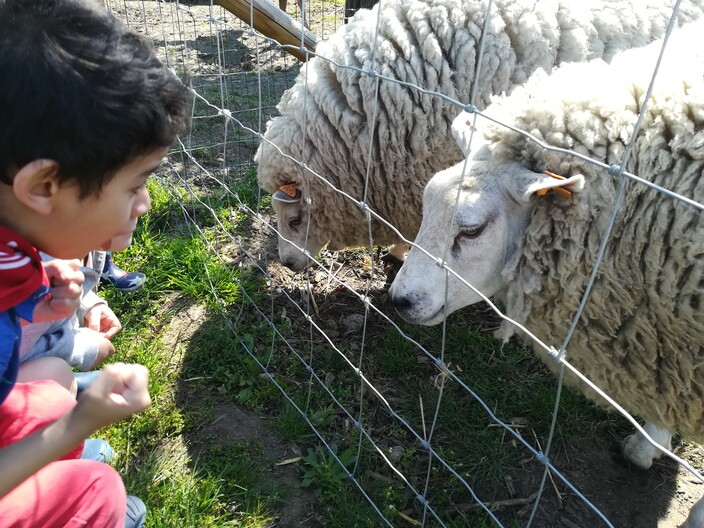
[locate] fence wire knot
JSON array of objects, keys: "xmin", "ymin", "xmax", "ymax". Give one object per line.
[
  {"xmin": 534, "ymin": 452, "xmax": 549, "ymax": 465},
  {"xmin": 608, "ymin": 163, "xmax": 623, "ymax": 176},
  {"xmin": 415, "ymin": 494, "xmax": 429, "ymax": 507},
  {"xmin": 357, "ymin": 201, "xmax": 370, "ymax": 212},
  {"xmin": 463, "ymin": 103, "xmax": 478, "ymax": 114},
  {"xmin": 435, "ymin": 257, "xmax": 444, "ymax": 268},
  {"xmin": 547, "ymin": 346, "xmax": 561, "ymax": 361},
  {"xmin": 419, "ymin": 439, "xmax": 431, "ymax": 450},
  {"xmin": 219, "ymin": 108, "xmax": 232, "ymax": 118}
]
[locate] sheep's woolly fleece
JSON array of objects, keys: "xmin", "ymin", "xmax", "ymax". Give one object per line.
[
  {"xmin": 483, "ymin": 23, "xmax": 704, "ymax": 440},
  {"xmin": 255, "ymin": 0, "xmax": 704, "ymax": 253}
]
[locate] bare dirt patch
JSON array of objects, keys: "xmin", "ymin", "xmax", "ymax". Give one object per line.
[{"xmin": 199, "ymin": 403, "xmax": 317, "ymax": 527}]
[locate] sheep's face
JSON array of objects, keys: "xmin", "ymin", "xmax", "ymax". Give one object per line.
[
  {"xmin": 272, "ymin": 194, "xmax": 326, "ymax": 271},
  {"xmin": 389, "ymin": 159, "xmax": 584, "ymax": 325}
]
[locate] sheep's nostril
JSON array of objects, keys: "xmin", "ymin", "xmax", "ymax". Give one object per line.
[
  {"xmin": 282, "ymin": 259, "xmax": 298, "ymax": 271},
  {"xmin": 391, "ymin": 294, "xmax": 413, "ymax": 312}
]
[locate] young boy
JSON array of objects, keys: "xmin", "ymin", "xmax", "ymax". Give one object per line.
[{"xmin": 0, "ymin": 0, "xmax": 191, "ymax": 526}]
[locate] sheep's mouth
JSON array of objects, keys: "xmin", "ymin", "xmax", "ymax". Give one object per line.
[
  {"xmin": 397, "ymin": 304, "xmax": 447, "ymax": 327},
  {"xmin": 421, "ymin": 305, "xmax": 450, "ymax": 326}
]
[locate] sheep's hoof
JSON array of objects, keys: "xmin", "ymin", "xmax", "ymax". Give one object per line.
[{"xmin": 619, "ymin": 431, "xmax": 666, "ymax": 471}]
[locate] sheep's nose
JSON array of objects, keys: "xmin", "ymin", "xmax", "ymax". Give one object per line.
[
  {"xmin": 390, "ymin": 293, "xmax": 413, "ymax": 312},
  {"xmin": 282, "ymin": 256, "xmax": 309, "ymax": 272},
  {"xmin": 282, "ymin": 259, "xmax": 301, "ymax": 271}
]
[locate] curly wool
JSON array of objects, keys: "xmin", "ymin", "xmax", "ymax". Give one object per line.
[
  {"xmin": 485, "ymin": 25, "xmax": 704, "ymax": 439},
  {"xmin": 256, "ymin": 0, "xmax": 704, "ymax": 252}
]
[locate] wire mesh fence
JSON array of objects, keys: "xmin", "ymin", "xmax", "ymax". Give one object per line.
[{"xmin": 106, "ymin": 0, "xmax": 704, "ymax": 526}]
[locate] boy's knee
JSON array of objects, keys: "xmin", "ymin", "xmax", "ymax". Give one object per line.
[
  {"xmin": 2, "ymin": 460, "xmax": 127, "ymax": 527},
  {"xmin": 17, "ymin": 356, "xmax": 76, "ymax": 395},
  {"xmin": 65, "ymin": 461, "xmax": 128, "ymax": 525},
  {"xmin": 84, "ymin": 461, "xmax": 128, "ymax": 512},
  {"xmin": 92, "ymin": 338, "xmax": 116, "ymax": 368}
]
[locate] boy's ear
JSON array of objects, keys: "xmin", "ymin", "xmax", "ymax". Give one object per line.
[{"xmin": 12, "ymin": 159, "xmax": 61, "ymax": 215}]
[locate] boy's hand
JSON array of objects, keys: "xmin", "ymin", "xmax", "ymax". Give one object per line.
[
  {"xmin": 74, "ymin": 363, "xmax": 151, "ymax": 431},
  {"xmin": 84, "ymin": 304, "xmax": 122, "ymax": 339},
  {"xmin": 32, "ymin": 259, "xmax": 84, "ymax": 323}
]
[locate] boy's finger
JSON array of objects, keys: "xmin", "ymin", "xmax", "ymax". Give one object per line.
[
  {"xmin": 84, "ymin": 308, "xmax": 101, "ymax": 332},
  {"xmin": 47, "ymin": 297, "xmax": 79, "ymax": 309},
  {"xmin": 102, "ymin": 325, "xmax": 121, "ymax": 340},
  {"xmin": 46, "ymin": 282, "xmax": 84, "ymax": 302},
  {"xmin": 43, "ymin": 259, "xmax": 84, "ymax": 286},
  {"xmin": 39, "ymin": 302, "xmax": 79, "ymax": 321}
]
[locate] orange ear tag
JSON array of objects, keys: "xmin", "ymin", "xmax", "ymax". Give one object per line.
[
  {"xmin": 279, "ymin": 183, "xmax": 298, "ymax": 198},
  {"xmin": 272, "ymin": 183, "xmax": 303, "ymax": 203},
  {"xmin": 536, "ymin": 171, "xmax": 572, "ymax": 199}
]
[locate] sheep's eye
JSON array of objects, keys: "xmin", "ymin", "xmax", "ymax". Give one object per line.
[
  {"xmin": 457, "ymin": 223, "xmax": 486, "ymax": 240},
  {"xmin": 288, "ymin": 216, "xmax": 302, "ymax": 229},
  {"xmin": 451, "ymin": 223, "xmax": 487, "ymax": 254}
]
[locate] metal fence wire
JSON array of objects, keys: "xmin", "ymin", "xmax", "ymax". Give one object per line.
[{"xmin": 106, "ymin": 1, "xmax": 704, "ymax": 526}]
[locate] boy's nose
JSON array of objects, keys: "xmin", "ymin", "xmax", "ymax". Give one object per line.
[{"xmin": 133, "ymin": 187, "xmax": 151, "ymax": 217}]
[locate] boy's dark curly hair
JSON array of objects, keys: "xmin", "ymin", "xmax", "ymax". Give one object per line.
[{"xmin": 0, "ymin": 0, "xmax": 191, "ymax": 196}]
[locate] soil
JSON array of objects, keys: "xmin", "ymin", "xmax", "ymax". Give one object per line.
[{"xmin": 108, "ymin": 2, "xmax": 704, "ymax": 526}]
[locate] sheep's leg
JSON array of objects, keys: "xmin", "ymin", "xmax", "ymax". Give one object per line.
[
  {"xmin": 621, "ymin": 422, "xmax": 672, "ymax": 470},
  {"xmin": 681, "ymin": 496, "xmax": 704, "ymax": 528}
]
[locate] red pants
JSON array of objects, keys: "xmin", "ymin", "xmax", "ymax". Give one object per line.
[{"xmin": 0, "ymin": 381, "xmax": 126, "ymax": 527}]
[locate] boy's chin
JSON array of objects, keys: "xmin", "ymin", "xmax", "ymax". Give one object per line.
[{"xmin": 100, "ymin": 234, "xmax": 133, "ymax": 252}]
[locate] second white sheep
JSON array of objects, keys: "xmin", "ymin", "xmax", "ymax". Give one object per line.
[{"xmin": 389, "ymin": 22, "xmax": 704, "ymax": 527}]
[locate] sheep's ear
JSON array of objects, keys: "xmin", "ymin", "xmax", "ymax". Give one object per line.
[
  {"xmin": 272, "ymin": 183, "xmax": 302, "ymax": 203},
  {"xmin": 505, "ymin": 168, "xmax": 585, "ymax": 204},
  {"xmin": 451, "ymin": 110, "xmax": 479, "ymax": 157}
]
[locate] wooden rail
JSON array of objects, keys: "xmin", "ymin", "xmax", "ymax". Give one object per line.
[{"xmin": 216, "ymin": 0, "xmax": 318, "ymax": 61}]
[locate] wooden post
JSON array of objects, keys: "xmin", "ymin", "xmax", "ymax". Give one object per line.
[{"xmin": 216, "ymin": 0, "xmax": 318, "ymax": 61}]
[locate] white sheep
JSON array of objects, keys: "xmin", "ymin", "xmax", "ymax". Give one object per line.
[
  {"xmin": 255, "ymin": 0, "xmax": 704, "ymax": 271},
  {"xmin": 388, "ymin": 21, "xmax": 704, "ymax": 526}
]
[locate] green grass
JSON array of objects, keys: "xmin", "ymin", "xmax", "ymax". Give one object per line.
[
  {"xmin": 99, "ymin": 171, "xmax": 290, "ymax": 527},
  {"xmin": 96, "ymin": 168, "xmax": 633, "ymax": 527}
]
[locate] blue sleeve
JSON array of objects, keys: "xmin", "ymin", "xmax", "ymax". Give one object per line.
[
  {"xmin": 0, "ymin": 310, "xmax": 21, "ymax": 406},
  {"xmin": 13, "ymin": 284, "xmax": 50, "ymax": 323},
  {"xmin": 0, "ymin": 286, "xmax": 49, "ymax": 405}
]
